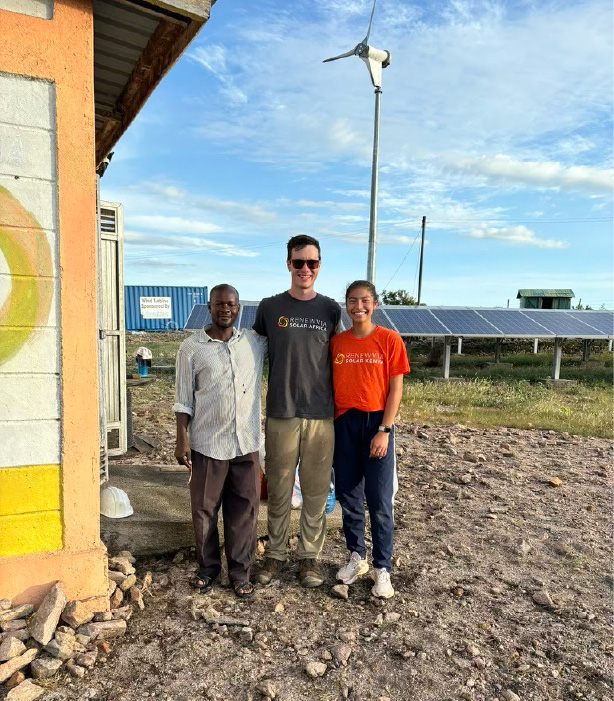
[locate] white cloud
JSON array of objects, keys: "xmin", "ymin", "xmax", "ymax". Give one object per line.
[
  {"xmin": 134, "ymin": 182, "xmax": 276, "ymax": 224},
  {"xmin": 188, "ymin": 46, "xmax": 248, "ymax": 105},
  {"xmin": 468, "ymin": 225, "xmax": 567, "ymax": 249},
  {"xmin": 124, "ymin": 231, "xmax": 259, "ymax": 258},
  {"xmin": 130, "ymin": 215, "xmax": 223, "ymax": 235},
  {"xmin": 131, "ymin": 258, "xmax": 192, "ymax": 268},
  {"xmin": 442, "ymin": 154, "xmax": 613, "ymax": 195},
  {"xmin": 186, "ymin": 0, "xmax": 612, "ymax": 176}
]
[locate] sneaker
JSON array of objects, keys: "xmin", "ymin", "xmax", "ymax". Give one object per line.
[
  {"xmin": 336, "ymin": 552, "xmax": 369, "ymax": 585},
  {"xmin": 253, "ymin": 557, "xmax": 284, "ymax": 585},
  {"xmin": 371, "ymin": 568, "xmax": 394, "ymax": 599},
  {"xmin": 299, "ymin": 559, "xmax": 324, "ymax": 588}
]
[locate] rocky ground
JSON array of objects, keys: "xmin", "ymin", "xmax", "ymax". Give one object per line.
[{"xmin": 3, "ymin": 423, "xmax": 613, "ymax": 701}]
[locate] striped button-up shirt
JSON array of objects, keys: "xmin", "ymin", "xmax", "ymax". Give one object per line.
[{"xmin": 173, "ymin": 326, "xmax": 267, "ymax": 460}]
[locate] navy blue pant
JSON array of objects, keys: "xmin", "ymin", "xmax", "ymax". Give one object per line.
[{"xmin": 333, "ymin": 409, "xmax": 395, "ymax": 571}]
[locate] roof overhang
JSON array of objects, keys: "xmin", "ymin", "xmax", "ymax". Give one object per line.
[{"xmin": 93, "ymin": 0, "xmax": 213, "ymax": 165}]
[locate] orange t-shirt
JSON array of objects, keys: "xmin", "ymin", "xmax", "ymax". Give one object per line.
[{"xmin": 330, "ymin": 325, "xmax": 410, "ymax": 418}]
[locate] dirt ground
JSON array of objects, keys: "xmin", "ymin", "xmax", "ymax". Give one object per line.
[{"xmin": 41, "ymin": 421, "xmax": 612, "ymax": 701}]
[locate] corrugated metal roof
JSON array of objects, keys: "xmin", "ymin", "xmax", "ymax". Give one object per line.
[
  {"xmin": 516, "ymin": 289, "xmax": 575, "ymax": 298},
  {"xmin": 93, "ymin": 0, "xmax": 212, "ymax": 164}
]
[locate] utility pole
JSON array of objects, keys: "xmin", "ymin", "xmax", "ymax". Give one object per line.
[
  {"xmin": 417, "ymin": 216, "xmax": 426, "ymax": 305},
  {"xmin": 366, "ymin": 86, "xmax": 382, "ymax": 283}
]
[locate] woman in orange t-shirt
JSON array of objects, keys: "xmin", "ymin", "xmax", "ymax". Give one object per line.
[{"xmin": 330, "ymin": 280, "xmax": 409, "ymax": 599}]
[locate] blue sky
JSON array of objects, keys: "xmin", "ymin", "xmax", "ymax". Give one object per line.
[{"xmin": 101, "ymin": 0, "xmax": 613, "ymax": 308}]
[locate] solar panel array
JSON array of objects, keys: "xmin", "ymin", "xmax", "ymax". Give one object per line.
[
  {"xmin": 183, "ymin": 304, "xmax": 211, "ymax": 330},
  {"xmin": 184, "ymin": 303, "xmax": 613, "ymax": 339},
  {"xmin": 238, "ymin": 305, "xmax": 257, "ymax": 330}
]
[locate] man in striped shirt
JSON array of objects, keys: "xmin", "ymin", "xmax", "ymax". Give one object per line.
[{"xmin": 173, "ymin": 284, "xmax": 267, "ymax": 598}]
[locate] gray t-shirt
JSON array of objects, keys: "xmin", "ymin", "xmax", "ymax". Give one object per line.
[{"xmin": 253, "ymin": 292, "xmax": 341, "ymax": 419}]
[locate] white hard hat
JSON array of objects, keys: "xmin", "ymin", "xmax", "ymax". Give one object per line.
[{"xmin": 100, "ymin": 486, "xmax": 134, "ymax": 519}]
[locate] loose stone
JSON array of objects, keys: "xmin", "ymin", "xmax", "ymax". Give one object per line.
[
  {"xmin": 255, "ymin": 679, "xmax": 276, "ymax": 698},
  {"xmin": 116, "ymin": 550, "xmax": 136, "ymax": 564},
  {"xmin": 6, "ymin": 679, "xmax": 46, "ymax": 700},
  {"xmin": 331, "ymin": 585, "xmax": 349, "ymax": 601},
  {"xmin": 0, "ymin": 606, "xmax": 34, "ymax": 623},
  {"xmin": 76, "ymin": 650, "xmax": 98, "ymax": 668},
  {"xmin": 93, "ymin": 611, "xmax": 113, "ymax": 622},
  {"xmin": 62, "ymin": 600, "xmax": 95, "ymax": 628},
  {"xmin": 66, "ymin": 663, "xmax": 86, "ymax": 678},
  {"xmin": 502, "ymin": 691, "xmax": 521, "ymax": 701},
  {"xmin": 305, "ymin": 661, "xmax": 327, "ymax": 678},
  {"xmin": 1, "ymin": 621, "xmax": 27, "ymax": 632},
  {"xmin": 532, "ymin": 590, "xmax": 554, "ymax": 607},
  {"xmin": 119, "ymin": 574, "xmax": 137, "ymax": 592},
  {"xmin": 0, "ymin": 648, "xmax": 39, "ymax": 683},
  {"xmin": 44, "ymin": 632, "xmax": 75, "ymax": 661},
  {"xmin": 107, "ymin": 557, "xmax": 136, "ymax": 575},
  {"xmin": 28, "ymin": 583, "xmax": 66, "ymax": 645},
  {"xmin": 0, "ymin": 637, "xmax": 26, "ymax": 662},
  {"xmin": 330, "ymin": 643, "xmax": 352, "ymax": 666},
  {"xmin": 109, "ymin": 588, "xmax": 124, "ymax": 609},
  {"xmin": 77, "ymin": 619, "xmax": 127, "ymax": 641},
  {"xmin": 129, "ymin": 587, "xmax": 145, "ymax": 610},
  {"xmin": 30, "ymin": 656, "xmax": 63, "ymax": 679}
]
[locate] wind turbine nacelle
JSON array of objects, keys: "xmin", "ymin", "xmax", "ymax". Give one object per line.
[
  {"xmin": 357, "ymin": 44, "xmax": 391, "ymax": 67},
  {"xmin": 323, "ymin": 42, "xmax": 390, "ymax": 89},
  {"xmin": 358, "ymin": 44, "xmax": 390, "ymax": 89}
]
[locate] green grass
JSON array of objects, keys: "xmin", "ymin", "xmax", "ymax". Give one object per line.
[
  {"xmin": 125, "ymin": 333, "xmax": 613, "ymax": 439},
  {"xmin": 125, "ymin": 331, "xmax": 189, "ymax": 371},
  {"xmin": 401, "ymin": 377, "xmax": 612, "ymax": 438}
]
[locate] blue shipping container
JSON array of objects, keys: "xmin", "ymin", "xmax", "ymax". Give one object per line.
[{"xmin": 124, "ymin": 285, "xmax": 208, "ymax": 331}]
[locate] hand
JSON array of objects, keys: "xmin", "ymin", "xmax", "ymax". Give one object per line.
[
  {"xmin": 369, "ymin": 431, "xmax": 389, "ymax": 459},
  {"xmin": 174, "ymin": 435, "xmax": 192, "ymax": 471}
]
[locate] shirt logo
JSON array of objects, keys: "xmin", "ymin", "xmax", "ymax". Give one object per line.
[
  {"xmin": 278, "ymin": 316, "xmax": 289, "ymax": 327},
  {"xmin": 334, "ymin": 353, "xmax": 345, "ymax": 364}
]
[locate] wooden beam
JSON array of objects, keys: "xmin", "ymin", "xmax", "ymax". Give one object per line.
[
  {"xmin": 110, "ymin": 0, "xmax": 191, "ymax": 25},
  {"xmin": 95, "ymin": 18, "xmax": 203, "ymax": 164}
]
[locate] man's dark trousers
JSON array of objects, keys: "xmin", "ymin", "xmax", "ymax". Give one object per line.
[
  {"xmin": 333, "ymin": 409, "xmax": 395, "ymax": 571},
  {"xmin": 190, "ymin": 450, "xmax": 260, "ymax": 583}
]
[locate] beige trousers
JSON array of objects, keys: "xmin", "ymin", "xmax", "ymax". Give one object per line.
[{"xmin": 264, "ymin": 417, "xmax": 334, "ymax": 561}]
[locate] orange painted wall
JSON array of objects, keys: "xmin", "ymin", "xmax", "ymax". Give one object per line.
[{"xmin": 0, "ymin": 0, "xmax": 108, "ymax": 605}]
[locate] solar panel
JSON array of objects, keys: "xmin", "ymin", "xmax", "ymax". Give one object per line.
[
  {"xmin": 565, "ymin": 311, "xmax": 614, "ymax": 336},
  {"xmin": 239, "ymin": 305, "xmax": 257, "ymax": 330},
  {"xmin": 336, "ymin": 308, "xmax": 397, "ymax": 331},
  {"xmin": 520, "ymin": 310, "xmax": 605, "ymax": 336},
  {"xmin": 429, "ymin": 309, "xmax": 502, "ymax": 336},
  {"xmin": 184, "ymin": 304, "xmax": 211, "ymax": 330},
  {"xmin": 341, "ymin": 311, "xmax": 352, "ymax": 331},
  {"xmin": 372, "ymin": 308, "xmax": 396, "ymax": 330},
  {"xmin": 384, "ymin": 307, "xmax": 450, "ymax": 335},
  {"xmin": 476, "ymin": 310, "xmax": 554, "ymax": 337}
]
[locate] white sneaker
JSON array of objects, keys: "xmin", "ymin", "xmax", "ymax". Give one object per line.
[
  {"xmin": 336, "ymin": 552, "xmax": 369, "ymax": 585},
  {"xmin": 371, "ymin": 568, "xmax": 394, "ymax": 599}
]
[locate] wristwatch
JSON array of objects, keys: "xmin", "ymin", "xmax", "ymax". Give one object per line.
[{"xmin": 378, "ymin": 424, "xmax": 392, "ymax": 433}]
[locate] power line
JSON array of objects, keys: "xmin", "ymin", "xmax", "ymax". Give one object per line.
[{"xmin": 381, "ymin": 231, "xmax": 421, "ymax": 291}]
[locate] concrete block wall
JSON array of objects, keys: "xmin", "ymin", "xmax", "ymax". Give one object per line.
[
  {"xmin": 0, "ymin": 0, "xmax": 108, "ymax": 607},
  {"xmin": 0, "ymin": 72, "xmax": 62, "ymax": 557}
]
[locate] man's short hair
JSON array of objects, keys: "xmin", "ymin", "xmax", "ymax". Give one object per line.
[
  {"xmin": 209, "ymin": 284, "xmax": 239, "ymax": 303},
  {"xmin": 287, "ymin": 235, "xmax": 321, "ymax": 261}
]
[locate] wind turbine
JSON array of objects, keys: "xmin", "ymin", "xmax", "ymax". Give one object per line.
[{"xmin": 323, "ymin": 0, "xmax": 390, "ymax": 284}]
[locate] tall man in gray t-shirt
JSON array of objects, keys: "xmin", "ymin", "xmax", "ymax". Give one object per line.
[{"xmin": 253, "ymin": 235, "xmax": 341, "ymax": 588}]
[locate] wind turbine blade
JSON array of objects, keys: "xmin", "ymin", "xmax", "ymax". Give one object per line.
[
  {"xmin": 363, "ymin": 0, "xmax": 377, "ymax": 44},
  {"xmin": 323, "ymin": 48, "xmax": 356, "ymax": 62}
]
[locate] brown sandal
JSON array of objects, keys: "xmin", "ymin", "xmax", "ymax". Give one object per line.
[
  {"xmin": 232, "ymin": 580, "xmax": 254, "ymax": 598},
  {"xmin": 189, "ymin": 571, "xmax": 214, "ymax": 592}
]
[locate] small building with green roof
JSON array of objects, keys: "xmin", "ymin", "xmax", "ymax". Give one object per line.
[{"xmin": 516, "ymin": 289, "xmax": 575, "ymax": 309}]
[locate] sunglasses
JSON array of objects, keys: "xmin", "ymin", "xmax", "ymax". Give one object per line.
[{"xmin": 290, "ymin": 258, "xmax": 320, "ymax": 270}]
